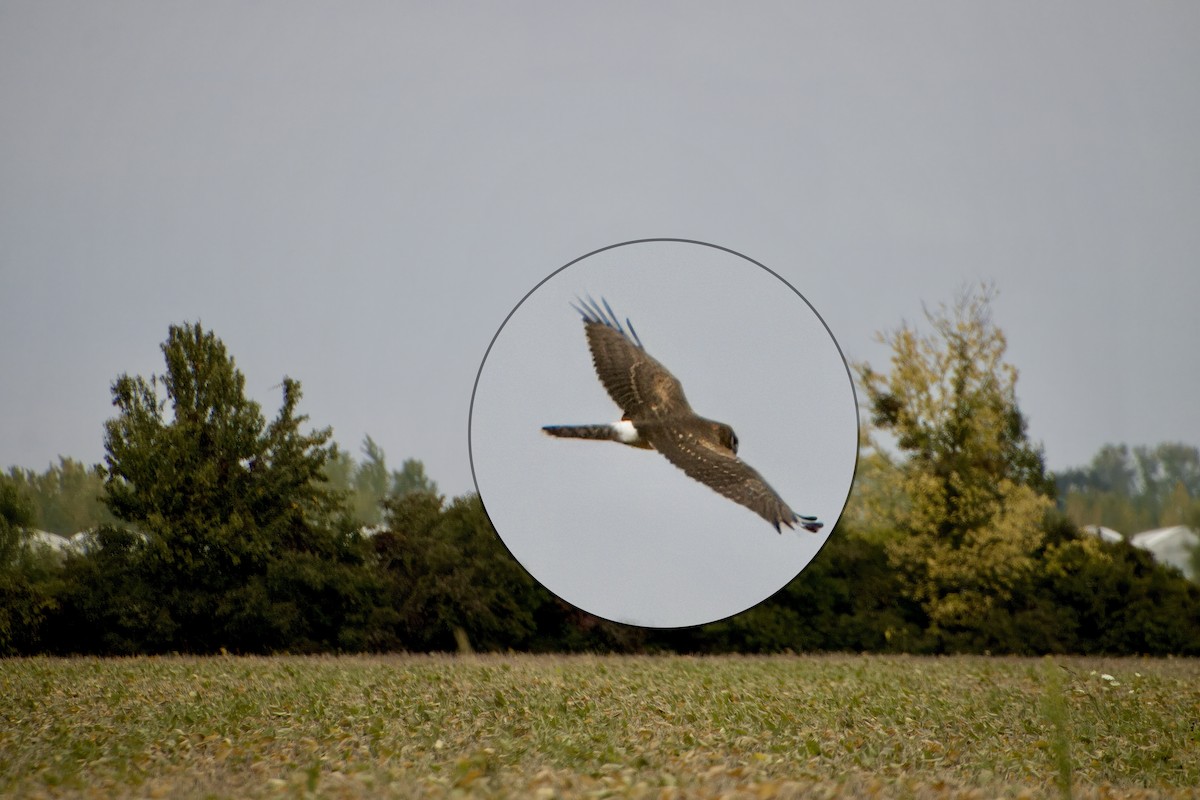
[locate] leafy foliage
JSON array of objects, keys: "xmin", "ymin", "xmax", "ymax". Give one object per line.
[
  {"xmin": 4, "ymin": 306, "xmax": 1200, "ymax": 657},
  {"xmin": 323, "ymin": 436, "xmax": 440, "ymax": 527},
  {"xmin": 371, "ymin": 492, "xmax": 544, "ymax": 652},
  {"xmin": 854, "ymin": 285, "xmax": 1056, "ymax": 644},
  {"xmin": 2, "ymin": 458, "xmax": 115, "ymax": 536},
  {"xmin": 390, "ymin": 457, "xmax": 438, "ymax": 498},
  {"xmin": 845, "ymin": 286, "xmax": 1200, "ymax": 654},
  {"xmin": 858, "ymin": 285, "xmax": 1053, "ymax": 501},
  {"xmin": 1057, "ymin": 442, "xmax": 1200, "ymax": 534},
  {"xmin": 0, "ymin": 480, "xmax": 60, "ymax": 655},
  {"xmin": 55, "ymin": 322, "xmax": 375, "ymax": 653},
  {"xmin": 1032, "ymin": 525, "xmax": 1200, "ymax": 655},
  {"xmin": 0, "ymin": 479, "xmax": 34, "ymax": 566}
]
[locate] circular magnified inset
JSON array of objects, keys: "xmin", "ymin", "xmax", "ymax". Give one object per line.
[{"xmin": 469, "ymin": 239, "xmax": 858, "ymax": 628}]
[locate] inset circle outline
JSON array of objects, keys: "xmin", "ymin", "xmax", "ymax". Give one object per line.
[{"xmin": 467, "ymin": 237, "xmax": 860, "ymax": 629}]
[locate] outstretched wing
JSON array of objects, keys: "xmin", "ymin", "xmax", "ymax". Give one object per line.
[
  {"xmin": 573, "ymin": 296, "xmax": 691, "ymax": 420},
  {"xmin": 640, "ymin": 421, "xmax": 816, "ymax": 532}
]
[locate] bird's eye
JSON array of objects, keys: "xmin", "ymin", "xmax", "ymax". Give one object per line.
[{"xmin": 730, "ymin": 434, "xmax": 739, "ymax": 453}]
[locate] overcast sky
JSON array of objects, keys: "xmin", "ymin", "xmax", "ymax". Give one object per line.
[{"xmin": 3, "ymin": 3, "xmax": 1197, "ymax": 507}]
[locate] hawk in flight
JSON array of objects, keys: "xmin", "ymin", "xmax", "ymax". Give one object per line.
[{"xmin": 542, "ymin": 296, "xmax": 824, "ymax": 533}]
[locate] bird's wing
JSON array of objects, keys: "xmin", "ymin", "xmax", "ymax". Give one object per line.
[
  {"xmin": 640, "ymin": 422, "xmax": 810, "ymax": 532},
  {"xmin": 573, "ymin": 297, "xmax": 691, "ymax": 419}
]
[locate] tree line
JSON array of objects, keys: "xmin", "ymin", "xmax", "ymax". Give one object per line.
[
  {"xmin": 2, "ymin": 442, "xmax": 436, "ymax": 539},
  {"xmin": 1055, "ymin": 442, "xmax": 1200, "ymax": 535},
  {"xmin": 3, "ymin": 291, "xmax": 1200, "ymax": 656}
]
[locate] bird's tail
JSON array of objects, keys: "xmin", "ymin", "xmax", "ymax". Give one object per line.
[{"xmin": 542, "ymin": 424, "xmax": 620, "ymax": 442}]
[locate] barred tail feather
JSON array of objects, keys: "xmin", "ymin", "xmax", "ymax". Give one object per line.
[{"xmin": 542, "ymin": 424, "xmax": 620, "ymax": 442}]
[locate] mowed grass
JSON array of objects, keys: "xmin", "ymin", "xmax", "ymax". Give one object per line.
[{"xmin": 1, "ymin": 654, "xmax": 1198, "ymax": 799}]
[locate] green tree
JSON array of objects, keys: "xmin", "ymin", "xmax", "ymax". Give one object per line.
[
  {"xmin": 51, "ymin": 526, "xmax": 175, "ymax": 654},
  {"xmin": 0, "ymin": 480, "xmax": 34, "ymax": 567},
  {"xmin": 95, "ymin": 322, "xmax": 365, "ymax": 652},
  {"xmin": 391, "ymin": 458, "xmax": 438, "ymax": 499},
  {"xmin": 372, "ymin": 492, "xmax": 542, "ymax": 651},
  {"xmin": 1034, "ymin": 531, "xmax": 1200, "ymax": 654},
  {"xmin": 0, "ymin": 480, "xmax": 60, "ymax": 654},
  {"xmin": 4, "ymin": 458, "xmax": 115, "ymax": 536},
  {"xmin": 1191, "ymin": 512, "xmax": 1200, "ymax": 581},
  {"xmin": 1057, "ymin": 444, "xmax": 1135, "ymax": 497},
  {"xmin": 1161, "ymin": 480, "xmax": 1193, "ymax": 527},
  {"xmin": 353, "ymin": 435, "xmax": 389, "ymax": 526},
  {"xmin": 320, "ymin": 437, "xmax": 437, "ymax": 528},
  {"xmin": 1131, "ymin": 443, "xmax": 1200, "ymax": 527},
  {"xmin": 322, "ymin": 444, "xmax": 356, "ymax": 496},
  {"xmin": 855, "ymin": 285, "xmax": 1055, "ymax": 646},
  {"xmin": 1055, "ymin": 442, "xmax": 1200, "ymax": 534}
]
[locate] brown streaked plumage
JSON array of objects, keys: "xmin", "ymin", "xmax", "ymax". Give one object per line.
[{"xmin": 542, "ymin": 296, "xmax": 823, "ymax": 533}]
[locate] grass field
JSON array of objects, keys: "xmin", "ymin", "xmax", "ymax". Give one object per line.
[{"xmin": 1, "ymin": 654, "xmax": 1198, "ymax": 799}]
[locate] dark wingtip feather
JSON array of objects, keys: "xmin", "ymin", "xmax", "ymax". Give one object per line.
[
  {"xmin": 626, "ymin": 318, "xmax": 644, "ymax": 349},
  {"xmin": 585, "ymin": 294, "xmax": 607, "ymax": 325},
  {"xmin": 600, "ymin": 297, "xmax": 626, "ymax": 335},
  {"xmin": 777, "ymin": 512, "xmax": 823, "ymax": 534},
  {"xmin": 572, "ymin": 296, "xmax": 643, "ymax": 348}
]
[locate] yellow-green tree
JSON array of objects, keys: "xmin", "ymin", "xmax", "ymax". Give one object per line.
[{"xmin": 855, "ymin": 285, "xmax": 1054, "ymax": 639}]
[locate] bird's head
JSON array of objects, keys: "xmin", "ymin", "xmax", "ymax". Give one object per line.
[{"xmin": 715, "ymin": 422, "xmax": 739, "ymax": 455}]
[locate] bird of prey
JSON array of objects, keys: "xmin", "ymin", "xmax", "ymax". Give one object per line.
[{"xmin": 542, "ymin": 296, "xmax": 823, "ymax": 533}]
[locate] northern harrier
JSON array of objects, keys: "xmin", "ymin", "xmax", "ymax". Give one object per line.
[{"xmin": 542, "ymin": 297, "xmax": 823, "ymax": 533}]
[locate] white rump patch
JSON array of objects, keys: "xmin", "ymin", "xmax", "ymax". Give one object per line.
[{"xmin": 612, "ymin": 419, "xmax": 642, "ymax": 445}]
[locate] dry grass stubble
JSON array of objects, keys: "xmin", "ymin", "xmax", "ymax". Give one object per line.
[{"xmin": 1, "ymin": 654, "xmax": 1198, "ymax": 799}]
